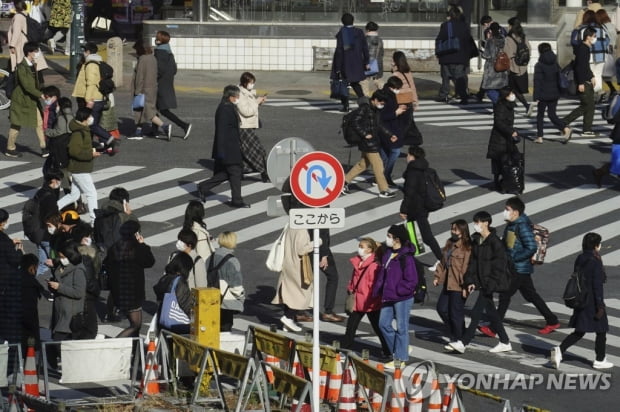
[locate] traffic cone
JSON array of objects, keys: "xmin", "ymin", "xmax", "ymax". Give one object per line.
[
  {"xmin": 446, "ymin": 385, "xmax": 465, "ymax": 412},
  {"xmin": 371, "ymin": 363, "xmax": 384, "ymax": 412},
  {"xmin": 291, "ymin": 354, "xmax": 311, "ymax": 412},
  {"xmin": 23, "ymin": 339, "xmax": 39, "ymax": 401},
  {"xmin": 441, "ymin": 382, "xmax": 456, "ymax": 412},
  {"xmin": 337, "ymin": 365, "xmax": 357, "ymax": 412},
  {"xmin": 319, "ymin": 369, "xmax": 328, "ymax": 401},
  {"xmin": 141, "ymin": 336, "xmax": 160, "ymax": 395},
  {"xmin": 264, "ymin": 354, "xmax": 279, "ymax": 384},
  {"xmin": 390, "ymin": 360, "xmax": 405, "ymax": 412},
  {"xmin": 406, "ymin": 373, "xmax": 423, "ymax": 412},
  {"xmin": 7, "ymin": 384, "xmax": 23, "ymax": 412},
  {"xmin": 427, "ymin": 374, "xmax": 442, "ymax": 412},
  {"xmin": 326, "ymin": 351, "xmax": 343, "ymax": 403}
]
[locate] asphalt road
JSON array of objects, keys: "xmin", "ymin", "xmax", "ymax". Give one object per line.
[{"xmin": 2, "ymin": 80, "xmax": 619, "ymax": 410}]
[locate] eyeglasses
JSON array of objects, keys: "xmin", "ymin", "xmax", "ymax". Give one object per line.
[{"xmin": 61, "ymin": 210, "xmax": 79, "ymax": 221}]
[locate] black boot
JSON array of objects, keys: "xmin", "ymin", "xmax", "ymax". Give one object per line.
[{"xmin": 340, "ymin": 98, "xmax": 349, "ymax": 113}]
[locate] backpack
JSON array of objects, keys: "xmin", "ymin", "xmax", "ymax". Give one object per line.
[
  {"xmin": 563, "ymin": 267, "xmax": 589, "ymax": 309},
  {"xmin": 494, "ymin": 50, "xmax": 510, "ymax": 72},
  {"xmin": 93, "ymin": 209, "xmax": 122, "ymax": 250},
  {"xmin": 560, "ymin": 61, "xmax": 577, "ymax": 96},
  {"xmin": 22, "ymin": 197, "xmax": 43, "ymax": 244},
  {"xmin": 531, "ymin": 224, "xmax": 550, "ymax": 264},
  {"xmin": 86, "ymin": 61, "xmax": 116, "ymax": 96},
  {"xmin": 207, "ymin": 254, "xmax": 234, "ymax": 301},
  {"xmin": 590, "ymin": 26, "xmax": 610, "ymax": 63},
  {"xmin": 398, "ymin": 252, "xmax": 427, "ymax": 305},
  {"xmin": 341, "ymin": 108, "xmax": 362, "ymax": 145},
  {"xmin": 570, "ymin": 26, "xmax": 587, "ymax": 48},
  {"xmin": 511, "ymin": 36, "xmax": 530, "ymax": 66},
  {"xmin": 20, "ymin": 13, "xmax": 44, "ymax": 44},
  {"xmin": 602, "ymin": 93, "xmax": 620, "ymax": 124},
  {"xmin": 423, "ymin": 168, "xmax": 447, "ymax": 211}
]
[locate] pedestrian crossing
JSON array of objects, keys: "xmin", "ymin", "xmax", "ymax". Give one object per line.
[
  {"xmin": 264, "ymin": 98, "xmax": 616, "ymax": 143},
  {"xmin": 1, "ymin": 160, "xmax": 618, "ymax": 266}
]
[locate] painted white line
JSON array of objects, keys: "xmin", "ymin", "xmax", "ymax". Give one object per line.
[
  {"xmin": 0, "ymin": 160, "xmax": 27, "ymax": 170},
  {"xmin": 543, "ymin": 221, "xmax": 620, "ymax": 263},
  {"xmin": 601, "ymin": 249, "xmax": 620, "ymax": 267}
]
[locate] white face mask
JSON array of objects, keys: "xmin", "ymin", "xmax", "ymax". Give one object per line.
[
  {"xmin": 247, "ymin": 83, "xmax": 255, "ymax": 90},
  {"xmin": 503, "ymin": 209, "xmax": 512, "ymax": 221},
  {"xmin": 232, "ymin": 99, "xmax": 239, "ymax": 105},
  {"xmin": 87, "ymin": 116, "xmax": 94, "ymax": 126},
  {"xmin": 392, "ymin": 89, "xmax": 400, "ymax": 95},
  {"xmin": 175, "ymin": 239, "xmax": 187, "ymax": 252},
  {"xmin": 44, "ymin": 98, "xmax": 54, "ymax": 106},
  {"xmin": 60, "ymin": 257, "xmax": 70, "ymax": 266},
  {"xmin": 507, "ymin": 94, "xmax": 516, "ymax": 102},
  {"xmin": 2, "ymin": 222, "xmax": 8, "ymax": 230},
  {"xmin": 34, "ymin": 51, "xmax": 41, "ymax": 59},
  {"xmin": 83, "ymin": 237, "xmax": 92, "ymax": 247},
  {"xmin": 376, "ymin": 104, "xmax": 385, "ymax": 109},
  {"xmin": 385, "ymin": 237, "xmax": 394, "ymax": 247},
  {"xmin": 473, "ymin": 223, "xmax": 482, "ymax": 233},
  {"xmin": 357, "ymin": 248, "xmax": 367, "ymax": 258},
  {"xmin": 47, "ymin": 226, "xmax": 56, "ymax": 235}
]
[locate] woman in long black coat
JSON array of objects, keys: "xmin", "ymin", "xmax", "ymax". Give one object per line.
[
  {"xmin": 105, "ymin": 220, "xmax": 155, "ymax": 337},
  {"xmin": 0, "ymin": 209, "xmax": 23, "ymax": 345},
  {"xmin": 486, "ymin": 87, "xmax": 518, "ymax": 191},
  {"xmin": 551, "ymin": 233, "xmax": 612, "ymax": 370}
]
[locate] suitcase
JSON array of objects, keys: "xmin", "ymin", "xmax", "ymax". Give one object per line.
[{"xmin": 501, "ymin": 137, "xmax": 525, "ymax": 194}]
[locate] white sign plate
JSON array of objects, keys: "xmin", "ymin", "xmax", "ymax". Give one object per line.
[{"xmin": 289, "ymin": 208, "xmax": 346, "ymax": 229}]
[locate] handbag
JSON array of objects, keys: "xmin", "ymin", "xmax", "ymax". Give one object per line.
[
  {"xmin": 435, "ymin": 22, "xmax": 460, "ymax": 56},
  {"xmin": 70, "ymin": 311, "xmax": 88, "ymax": 334},
  {"xmin": 330, "ymin": 78, "xmax": 349, "ymax": 99},
  {"xmin": 301, "ymin": 254, "xmax": 313, "ymax": 287},
  {"xmin": 159, "ymin": 276, "xmax": 190, "ymax": 330},
  {"xmin": 405, "ymin": 220, "xmax": 425, "ymax": 255},
  {"xmin": 91, "ymin": 16, "xmax": 112, "ymax": 31},
  {"xmin": 494, "ymin": 50, "xmax": 510, "ymax": 72},
  {"xmin": 403, "ymin": 114, "xmax": 423, "ymax": 146},
  {"xmin": 132, "ymin": 94, "xmax": 145, "ymax": 111},
  {"xmin": 266, "ymin": 224, "xmax": 288, "ymax": 272},
  {"xmin": 611, "ymin": 144, "xmax": 620, "ymax": 175},
  {"xmin": 365, "ymin": 58, "xmax": 380, "ymax": 76},
  {"xmin": 396, "ymin": 73, "xmax": 415, "ymax": 105},
  {"xmin": 345, "ymin": 265, "xmax": 370, "ymax": 314},
  {"xmin": 603, "ymin": 53, "xmax": 616, "ymax": 78}
]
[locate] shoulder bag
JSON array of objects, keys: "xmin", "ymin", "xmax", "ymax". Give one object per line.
[
  {"xmin": 266, "ymin": 224, "xmax": 288, "ymax": 272},
  {"xmin": 159, "ymin": 276, "xmax": 190, "ymax": 329},
  {"xmin": 435, "ymin": 22, "xmax": 460, "ymax": 56},
  {"xmin": 301, "ymin": 254, "xmax": 313, "ymax": 288},
  {"xmin": 345, "ymin": 264, "xmax": 371, "ymax": 314},
  {"xmin": 396, "ymin": 73, "xmax": 415, "ymax": 105}
]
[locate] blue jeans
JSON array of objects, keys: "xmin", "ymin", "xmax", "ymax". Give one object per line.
[
  {"xmin": 379, "ymin": 147, "xmax": 401, "ymax": 182},
  {"xmin": 486, "ymin": 89, "xmax": 499, "ymax": 104},
  {"xmin": 36, "ymin": 241, "xmax": 51, "ymax": 275},
  {"xmin": 379, "ymin": 297, "xmax": 414, "ymax": 361}
]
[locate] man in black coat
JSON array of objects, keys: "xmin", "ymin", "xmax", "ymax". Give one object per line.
[
  {"xmin": 197, "ymin": 85, "xmax": 250, "ymax": 208},
  {"xmin": 562, "ymin": 26, "xmax": 597, "ymax": 139},
  {"xmin": 399, "ymin": 146, "xmax": 443, "ymax": 266}
]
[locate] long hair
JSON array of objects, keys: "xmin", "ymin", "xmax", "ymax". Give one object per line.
[
  {"xmin": 392, "ymin": 51, "xmax": 411, "ymax": 74},
  {"xmin": 183, "ymin": 200, "xmax": 206, "ymax": 230},
  {"xmin": 450, "ymin": 219, "xmax": 472, "ymax": 250},
  {"xmin": 507, "ymin": 17, "xmax": 525, "ymax": 39}
]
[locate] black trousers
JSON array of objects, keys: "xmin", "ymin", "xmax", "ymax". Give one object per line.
[
  {"xmin": 497, "ymin": 273, "xmax": 559, "ymax": 325},
  {"xmin": 409, "ymin": 215, "xmax": 443, "ymax": 261},
  {"xmin": 560, "ymin": 331, "xmax": 607, "ymax": 362},
  {"xmin": 436, "ymin": 288, "xmax": 466, "ymax": 341},
  {"xmin": 321, "ymin": 253, "xmax": 339, "ymax": 313},
  {"xmin": 198, "ymin": 163, "xmax": 243, "ymax": 204},
  {"xmin": 342, "ymin": 310, "xmax": 391, "ymax": 356},
  {"xmin": 462, "ymin": 292, "xmax": 509, "ymax": 345},
  {"xmin": 220, "ymin": 309, "xmax": 235, "ymax": 332},
  {"xmin": 159, "ymin": 108, "xmax": 189, "ymax": 130},
  {"xmin": 536, "ymin": 100, "xmax": 566, "ymax": 137}
]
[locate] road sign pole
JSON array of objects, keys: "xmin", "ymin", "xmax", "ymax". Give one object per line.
[{"xmin": 311, "ymin": 227, "xmax": 320, "ymax": 412}]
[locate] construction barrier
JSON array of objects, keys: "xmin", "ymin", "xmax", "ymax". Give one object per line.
[
  {"xmin": 0, "ymin": 343, "xmax": 23, "ymax": 389},
  {"xmin": 259, "ymin": 360, "xmax": 314, "ymax": 412},
  {"xmin": 346, "ymin": 353, "xmax": 393, "ymax": 412}
]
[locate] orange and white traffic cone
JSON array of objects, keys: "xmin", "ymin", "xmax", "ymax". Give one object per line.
[
  {"xmin": 406, "ymin": 373, "xmax": 423, "ymax": 412},
  {"xmin": 264, "ymin": 354, "xmax": 279, "ymax": 384},
  {"xmin": 23, "ymin": 339, "xmax": 39, "ymax": 405},
  {"xmin": 291, "ymin": 355, "xmax": 311, "ymax": 412},
  {"xmin": 141, "ymin": 336, "xmax": 160, "ymax": 395},
  {"xmin": 371, "ymin": 363, "xmax": 384, "ymax": 412},
  {"xmin": 337, "ymin": 365, "xmax": 357, "ymax": 412},
  {"xmin": 390, "ymin": 360, "xmax": 405, "ymax": 412},
  {"xmin": 441, "ymin": 381, "xmax": 456, "ymax": 412},
  {"xmin": 326, "ymin": 352, "xmax": 343, "ymax": 403},
  {"xmin": 319, "ymin": 369, "xmax": 329, "ymax": 401},
  {"xmin": 446, "ymin": 384, "xmax": 465, "ymax": 412},
  {"xmin": 427, "ymin": 374, "xmax": 442, "ymax": 412},
  {"xmin": 7, "ymin": 384, "xmax": 23, "ymax": 412}
]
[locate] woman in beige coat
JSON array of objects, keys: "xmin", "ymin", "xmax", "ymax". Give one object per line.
[
  {"xmin": 8, "ymin": 1, "xmax": 48, "ymax": 73},
  {"xmin": 271, "ymin": 227, "xmax": 314, "ymax": 332},
  {"xmin": 132, "ymin": 40, "xmax": 167, "ymax": 138},
  {"xmin": 505, "ymin": 17, "xmax": 532, "ymax": 116},
  {"xmin": 237, "ymin": 72, "xmax": 269, "ymax": 182}
]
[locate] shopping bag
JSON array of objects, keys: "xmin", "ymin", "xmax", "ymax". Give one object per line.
[
  {"xmin": 266, "ymin": 224, "xmax": 288, "ymax": 271},
  {"xmin": 91, "ymin": 17, "xmax": 112, "ymax": 31},
  {"xmin": 132, "ymin": 94, "xmax": 145, "ymax": 111},
  {"xmin": 330, "ymin": 78, "xmax": 349, "ymax": 99}
]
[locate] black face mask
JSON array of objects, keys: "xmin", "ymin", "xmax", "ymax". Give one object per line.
[{"xmin": 450, "ymin": 233, "xmax": 459, "ymax": 242}]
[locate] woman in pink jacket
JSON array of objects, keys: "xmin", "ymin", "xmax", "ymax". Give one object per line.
[{"xmin": 341, "ymin": 237, "xmax": 391, "ymax": 360}]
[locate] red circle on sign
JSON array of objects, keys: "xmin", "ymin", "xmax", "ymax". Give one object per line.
[{"xmin": 290, "ymin": 152, "xmax": 345, "ymax": 207}]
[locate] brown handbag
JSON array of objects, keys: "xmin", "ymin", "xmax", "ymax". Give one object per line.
[
  {"xmin": 494, "ymin": 50, "xmax": 510, "ymax": 72},
  {"xmin": 301, "ymin": 254, "xmax": 313, "ymax": 287}
]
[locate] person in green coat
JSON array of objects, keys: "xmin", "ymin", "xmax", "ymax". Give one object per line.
[{"xmin": 5, "ymin": 42, "xmax": 47, "ymax": 158}]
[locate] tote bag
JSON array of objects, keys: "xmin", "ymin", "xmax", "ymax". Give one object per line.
[
  {"xmin": 159, "ymin": 277, "xmax": 190, "ymax": 330},
  {"xmin": 611, "ymin": 144, "xmax": 620, "ymax": 175},
  {"xmin": 365, "ymin": 58, "xmax": 380, "ymax": 76},
  {"xmin": 266, "ymin": 224, "xmax": 288, "ymax": 271}
]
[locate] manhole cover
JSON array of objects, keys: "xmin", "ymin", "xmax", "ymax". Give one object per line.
[{"xmin": 275, "ymin": 89, "xmax": 312, "ymax": 95}]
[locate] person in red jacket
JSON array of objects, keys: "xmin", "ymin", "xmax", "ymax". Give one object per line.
[{"xmin": 341, "ymin": 237, "xmax": 391, "ymax": 360}]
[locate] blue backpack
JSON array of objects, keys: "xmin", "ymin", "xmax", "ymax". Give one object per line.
[{"xmin": 602, "ymin": 93, "xmax": 620, "ymax": 124}]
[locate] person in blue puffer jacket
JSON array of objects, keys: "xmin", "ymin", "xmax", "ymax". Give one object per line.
[{"xmin": 372, "ymin": 224, "xmax": 418, "ymax": 369}]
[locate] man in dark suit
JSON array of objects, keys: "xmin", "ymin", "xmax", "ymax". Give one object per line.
[{"xmin": 197, "ymin": 85, "xmax": 250, "ymax": 208}]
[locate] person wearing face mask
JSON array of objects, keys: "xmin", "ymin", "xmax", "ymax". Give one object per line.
[
  {"xmin": 504, "ymin": 17, "xmax": 532, "ymax": 116},
  {"xmin": 44, "ymin": 97, "xmax": 74, "ymax": 193},
  {"xmin": 57, "ymin": 107, "xmax": 101, "ymax": 222},
  {"xmin": 236, "ymin": 72, "xmax": 269, "ymax": 183},
  {"xmin": 198, "ymin": 85, "xmax": 250, "ymax": 208},
  {"xmin": 7, "ymin": 1, "xmax": 49, "ymax": 74},
  {"xmin": 373, "ymin": 224, "xmax": 418, "ymax": 369},
  {"xmin": 153, "ymin": 252, "xmax": 194, "ymax": 334},
  {"xmin": 493, "ymin": 197, "xmax": 560, "ymax": 337},
  {"xmin": 486, "ymin": 86, "xmax": 520, "ymax": 193},
  {"xmin": 551, "ymin": 232, "xmax": 613, "ymax": 370},
  {"xmin": 341, "ymin": 90, "xmax": 396, "ymax": 198},
  {"xmin": 71, "ymin": 224, "xmax": 100, "ymax": 339},
  {"xmin": 0, "ymin": 209, "xmax": 24, "ymax": 348},
  {"xmin": 342, "ymin": 237, "xmax": 392, "ymax": 360},
  {"xmin": 379, "ymin": 76, "xmax": 406, "ymax": 187},
  {"xmin": 4, "ymin": 41, "xmax": 48, "ymax": 158},
  {"xmin": 562, "ymin": 26, "xmax": 599, "ymax": 139},
  {"xmin": 172, "ymin": 229, "xmax": 207, "ymax": 289},
  {"xmin": 433, "ymin": 220, "xmax": 472, "ymax": 354},
  {"xmin": 459, "ymin": 211, "xmax": 511, "ymax": 354}
]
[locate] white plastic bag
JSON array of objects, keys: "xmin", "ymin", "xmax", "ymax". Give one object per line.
[{"xmin": 266, "ymin": 224, "xmax": 288, "ymax": 272}]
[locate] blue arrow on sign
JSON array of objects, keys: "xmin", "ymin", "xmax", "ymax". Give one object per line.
[{"xmin": 306, "ymin": 165, "xmax": 332, "ymax": 194}]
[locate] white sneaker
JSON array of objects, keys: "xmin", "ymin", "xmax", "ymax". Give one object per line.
[
  {"xmin": 47, "ymin": 38, "xmax": 56, "ymax": 52},
  {"xmin": 551, "ymin": 346, "xmax": 562, "ymax": 369},
  {"xmin": 428, "ymin": 260, "xmax": 440, "ymax": 272},
  {"xmin": 489, "ymin": 342, "xmax": 512, "ymax": 353},
  {"xmin": 448, "ymin": 340, "xmax": 466, "ymax": 354},
  {"xmin": 593, "ymin": 358, "xmax": 614, "ymax": 369},
  {"xmin": 444, "ymin": 344, "xmax": 455, "ymax": 352},
  {"xmin": 280, "ymin": 316, "xmax": 301, "ymax": 332}
]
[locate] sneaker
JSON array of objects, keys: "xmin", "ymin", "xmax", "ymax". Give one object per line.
[
  {"xmin": 478, "ymin": 325, "xmax": 497, "ymax": 338},
  {"xmin": 428, "ymin": 260, "xmax": 440, "ymax": 272},
  {"xmin": 551, "ymin": 346, "xmax": 562, "ymax": 370},
  {"xmin": 538, "ymin": 323, "xmax": 560, "ymax": 335},
  {"xmin": 533, "ymin": 137, "xmax": 543, "ymax": 144},
  {"xmin": 489, "ymin": 342, "xmax": 512, "ymax": 353},
  {"xmin": 341, "ymin": 183, "xmax": 350, "ymax": 195},
  {"xmin": 379, "ymin": 191, "xmax": 395, "ymax": 198},
  {"xmin": 593, "ymin": 357, "xmax": 614, "ymax": 369},
  {"xmin": 104, "ymin": 135, "xmax": 116, "ymax": 146},
  {"xmin": 525, "ymin": 104, "xmax": 534, "ymax": 117},
  {"xmin": 581, "ymin": 131, "xmax": 599, "ymax": 138},
  {"xmin": 444, "ymin": 344, "xmax": 456, "ymax": 352},
  {"xmin": 127, "ymin": 135, "xmax": 143, "ymax": 140},
  {"xmin": 183, "ymin": 123, "xmax": 192, "ymax": 140},
  {"xmin": 280, "ymin": 316, "xmax": 301, "ymax": 332},
  {"xmin": 448, "ymin": 340, "xmax": 466, "ymax": 354},
  {"xmin": 41, "ymin": 148, "xmax": 50, "ymax": 158},
  {"xmin": 47, "ymin": 38, "xmax": 56, "ymax": 52},
  {"xmin": 561, "ymin": 127, "xmax": 572, "ymax": 144},
  {"xmin": 383, "ymin": 360, "xmax": 395, "ymax": 370},
  {"xmin": 161, "ymin": 124, "xmax": 172, "ymax": 141},
  {"xmin": 5, "ymin": 149, "xmax": 22, "ymax": 158}
]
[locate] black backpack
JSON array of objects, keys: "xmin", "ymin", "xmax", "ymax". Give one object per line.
[
  {"xmin": 341, "ymin": 108, "xmax": 362, "ymax": 145},
  {"xmin": 20, "ymin": 13, "xmax": 44, "ymax": 44},
  {"xmin": 398, "ymin": 252, "xmax": 427, "ymax": 305},
  {"xmin": 423, "ymin": 168, "xmax": 447, "ymax": 211},
  {"xmin": 563, "ymin": 267, "xmax": 589, "ymax": 309},
  {"xmin": 86, "ymin": 61, "xmax": 116, "ymax": 96},
  {"xmin": 22, "ymin": 197, "xmax": 43, "ymax": 244},
  {"xmin": 93, "ymin": 209, "xmax": 122, "ymax": 250},
  {"xmin": 511, "ymin": 36, "xmax": 530, "ymax": 66}
]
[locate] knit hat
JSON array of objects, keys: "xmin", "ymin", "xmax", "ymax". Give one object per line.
[{"xmin": 388, "ymin": 224, "xmax": 409, "ymax": 244}]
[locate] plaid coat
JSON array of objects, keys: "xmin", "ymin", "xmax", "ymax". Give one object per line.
[{"xmin": 106, "ymin": 241, "xmax": 155, "ymax": 311}]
